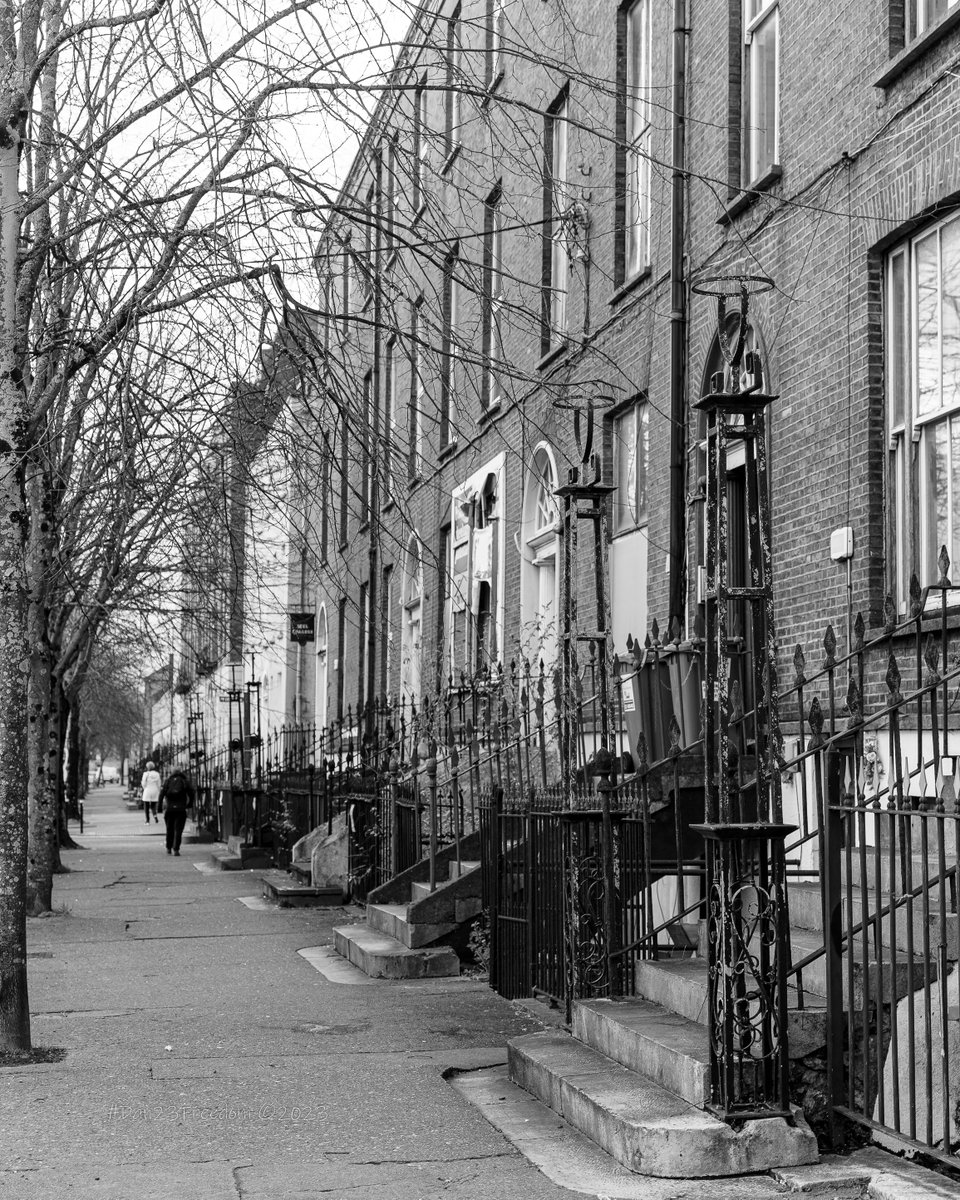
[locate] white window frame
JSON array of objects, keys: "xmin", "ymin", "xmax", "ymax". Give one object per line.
[
  {"xmin": 315, "ymin": 606, "xmax": 328, "ymax": 729},
  {"xmin": 414, "ymin": 74, "xmax": 429, "ymax": 209},
  {"xmin": 450, "ymin": 454, "xmax": 506, "ymax": 674},
  {"xmin": 546, "ymin": 94, "xmax": 569, "ymax": 345},
  {"xmin": 384, "ymin": 337, "xmax": 397, "ymax": 499},
  {"xmin": 612, "ymin": 400, "xmax": 649, "ymax": 535},
  {"xmin": 445, "ymin": 6, "xmax": 462, "ymax": 163},
  {"xmin": 887, "ymin": 209, "xmax": 960, "ymax": 610},
  {"xmin": 624, "ymin": 0, "xmax": 651, "ymax": 279},
  {"xmin": 521, "ymin": 445, "xmax": 560, "ymax": 670},
  {"xmin": 743, "ymin": 0, "xmax": 779, "ymax": 186},
  {"xmin": 908, "ymin": 0, "xmax": 959, "ymax": 40},
  {"xmin": 362, "ymin": 369, "xmax": 373, "ymax": 520},
  {"xmin": 486, "ymin": 0, "xmax": 505, "ymax": 88},
  {"xmin": 409, "ymin": 299, "xmax": 424, "ymax": 482},
  {"xmin": 441, "ymin": 247, "xmax": 459, "ymax": 446},
  {"xmin": 340, "ymin": 236, "xmax": 352, "ymax": 340},
  {"xmin": 400, "ymin": 535, "xmax": 423, "ymax": 704},
  {"xmin": 361, "ymin": 181, "xmax": 375, "ymax": 305},
  {"xmin": 483, "ymin": 186, "xmax": 504, "ymax": 410}
]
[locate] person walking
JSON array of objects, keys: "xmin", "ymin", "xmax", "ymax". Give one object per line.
[
  {"xmin": 160, "ymin": 764, "xmax": 195, "ymax": 856},
  {"xmin": 141, "ymin": 761, "xmax": 161, "ymax": 824}
]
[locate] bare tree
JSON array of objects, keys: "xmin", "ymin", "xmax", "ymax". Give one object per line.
[{"xmin": 0, "ymin": 0, "xmax": 413, "ymax": 1052}]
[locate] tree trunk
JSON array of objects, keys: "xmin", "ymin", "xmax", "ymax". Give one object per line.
[
  {"xmin": 57, "ymin": 681, "xmax": 76, "ymax": 850},
  {"xmin": 26, "ymin": 473, "xmax": 58, "ymax": 914},
  {"xmin": 78, "ymin": 734, "xmax": 88, "ymax": 800},
  {"xmin": 66, "ymin": 695, "xmax": 81, "ymax": 813},
  {"xmin": 0, "ymin": 127, "xmax": 32, "ymax": 1050}
]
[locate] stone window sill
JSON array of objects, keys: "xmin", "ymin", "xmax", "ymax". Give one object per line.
[{"xmin": 717, "ymin": 165, "xmax": 783, "ymax": 226}]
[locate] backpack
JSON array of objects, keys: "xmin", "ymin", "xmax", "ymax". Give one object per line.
[{"xmin": 165, "ymin": 774, "xmax": 187, "ymax": 808}]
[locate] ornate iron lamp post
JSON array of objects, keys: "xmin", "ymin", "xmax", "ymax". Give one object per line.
[{"xmin": 691, "ymin": 274, "xmax": 793, "ymax": 1121}]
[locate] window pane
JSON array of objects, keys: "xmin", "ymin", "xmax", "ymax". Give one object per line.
[
  {"xmin": 942, "ymin": 216, "xmax": 960, "ymax": 411},
  {"xmin": 746, "ymin": 0, "xmax": 776, "ymax": 19},
  {"xmin": 626, "ymin": 141, "xmax": 649, "ymax": 276},
  {"xmin": 953, "ymin": 416, "xmax": 960, "ymax": 571},
  {"xmin": 614, "ymin": 408, "xmax": 638, "ymax": 533},
  {"xmin": 890, "ymin": 251, "xmax": 907, "ymax": 428},
  {"xmin": 917, "ymin": 0, "xmax": 955, "ymax": 37},
  {"xmin": 626, "ymin": 0, "xmax": 648, "ymax": 141},
  {"xmin": 746, "ymin": 7, "xmax": 778, "ymax": 181},
  {"xmin": 916, "ymin": 231, "xmax": 940, "ymax": 416},
  {"xmin": 925, "ymin": 419, "xmax": 949, "ymax": 573},
  {"xmin": 891, "ymin": 444, "xmax": 905, "ymax": 605},
  {"xmin": 636, "ymin": 404, "xmax": 649, "ymax": 522}
]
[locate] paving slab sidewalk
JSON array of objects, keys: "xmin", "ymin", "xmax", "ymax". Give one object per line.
[{"xmin": 0, "ymin": 788, "xmax": 573, "ymax": 1200}]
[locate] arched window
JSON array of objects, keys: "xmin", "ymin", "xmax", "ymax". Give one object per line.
[
  {"xmin": 520, "ymin": 445, "xmax": 560, "ymax": 670},
  {"xmin": 314, "ymin": 606, "xmax": 328, "ymax": 730},
  {"xmin": 400, "ymin": 535, "xmax": 423, "ymax": 703}
]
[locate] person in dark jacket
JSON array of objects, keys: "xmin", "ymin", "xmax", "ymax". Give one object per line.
[{"xmin": 160, "ymin": 765, "xmax": 195, "ymax": 856}]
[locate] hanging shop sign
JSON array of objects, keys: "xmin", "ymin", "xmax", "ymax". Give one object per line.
[{"xmin": 289, "ymin": 612, "xmax": 316, "ymax": 644}]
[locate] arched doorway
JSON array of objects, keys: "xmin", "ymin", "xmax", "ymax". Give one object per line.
[
  {"xmin": 314, "ymin": 606, "xmax": 328, "ymax": 730},
  {"xmin": 520, "ymin": 444, "xmax": 560, "ymax": 671},
  {"xmin": 697, "ymin": 313, "xmax": 769, "ymax": 732},
  {"xmin": 400, "ymin": 535, "xmax": 423, "ymax": 705}
]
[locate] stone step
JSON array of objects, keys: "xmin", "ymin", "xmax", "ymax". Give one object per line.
[
  {"xmin": 841, "ymin": 844, "xmax": 958, "ymax": 897},
  {"xmin": 508, "ymin": 1030, "xmax": 817, "ymax": 1178},
  {"xmin": 634, "ymin": 958, "xmax": 829, "ymax": 1057},
  {"xmin": 259, "ymin": 871, "xmax": 344, "ymax": 907},
  {"xmin": 789, "ymin": 930, "xmax": 936, "ymax": 1007},
  {"xmin": 207, "ymin": 850, "xmax": 244, "ymax": 871},
  {"xmin": 572, "ymin": 997, "xmax": 709, "ymax": 1106},
  {"xmin": 789, "ymin": 880, "xmax": 960, "ymax": 961},
  {"xmin": 408, "ymin": 860, "xmax": 481, "ymax": 903},
  {"xmin": 447, "ymin": 859, "xmax": 480, "ymax": 880},
  {"xmin": 365, "ymin": 901, "xmax": 457, "ymax": 949},
  {"xmin": 288, "ymin": 859, "xmax": 312, "ymax": 885},
  {"xmin": 333, "ymin": 923, "xmax": 460, "ymax": 980}
]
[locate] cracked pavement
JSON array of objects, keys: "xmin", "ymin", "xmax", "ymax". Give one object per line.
[{"xmin": 0, "ymin": 787, "xmax": 591, "ymax": 1200}]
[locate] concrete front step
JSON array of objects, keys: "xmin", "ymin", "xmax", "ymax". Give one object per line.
[
  {"xmin": 635, "ymin": 958, "xmax": 829, "ymax": 1058},
  {"xmin": 573, "ymin": 997, "xmax": 709, "ymax": 1106},
  {"xmin": 789, "ymin": 930, "xmax": 936, "ymax": 1007},
  {"xmin": 259, "ymin": 871, "xmax": 344, "ymax": 907},
  {"xmin": 207, "ymin": 850, "xmax": 244, "ymax": 871},
  {"xmin": 508, "ymin": 1030, "xmax": 817, "ymax": 1178},
  {"xmin": 366, "ymin": 901, "xmax": 456, "ymax": 949},
  {"xmin": 448, "ymin": 859, "xmax": 480, "ymax": 880},
  {"xmin": 409, "ymin": 860, "xmax": 481, "ymax": 901},
  {"xmin": 789, "ymin": 880, "xmax": 960, "ymax": 962},
  {"xmin": 842, "ymin": 845, "xmax": 958, "ymax": 897},
  {"xmin": 288, "ymin": 860, "xmax": 312, "ymax": 885},
  {"xmin": 333, "ymin": 923, "xmax": 460, "ymax": 979}
]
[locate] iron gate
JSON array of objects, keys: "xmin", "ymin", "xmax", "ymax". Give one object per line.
[{"xmin": 481, "ymin": 783, "xmax": 705, "ymax": 1009}]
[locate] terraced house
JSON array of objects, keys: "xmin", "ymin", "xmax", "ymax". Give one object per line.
[{"xmin": 180, "ymin": 0, "xmax": 960, "ymax": 1181}]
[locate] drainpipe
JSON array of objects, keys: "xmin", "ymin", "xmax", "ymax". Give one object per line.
[{"xmin": 668, "ymin": 0, "xmax": 688, "ymax": 633}]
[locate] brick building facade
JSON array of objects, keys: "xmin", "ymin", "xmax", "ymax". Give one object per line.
[{"xmin": 287, "ymin": 0, "xmax": 960, "ymax": 749}]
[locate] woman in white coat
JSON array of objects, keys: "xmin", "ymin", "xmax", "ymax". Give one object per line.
[{"xmin": 141, "ymin": 760, "xmax": 161, "ymax": 823}]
